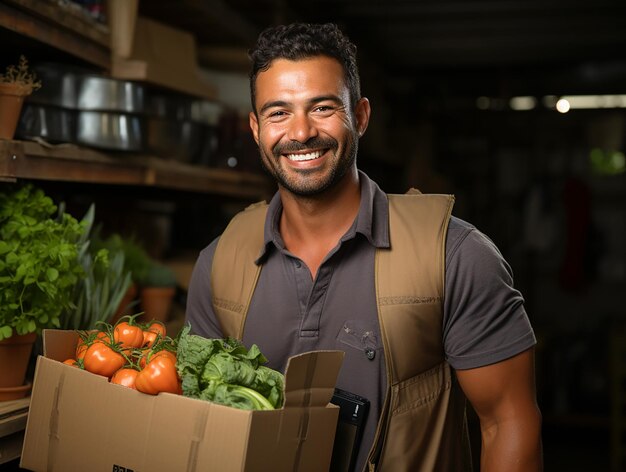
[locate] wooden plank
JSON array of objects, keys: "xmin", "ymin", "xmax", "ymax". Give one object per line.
[
  {"xmin": 0, "ymin": 1, "xmax": 110, "ymax": 69},
  {"xmin": 4, "ymin": 0, "xmax": 109, "ymax": 46},
  {"xmin": 0, "ymin": 397, "xmax": 30, "ymax": 420},
  {"xmin": 0, "ymin": 411, "xmax": 28, "ymax": 438},
  {"xmin": 5, "ymin": 141, "xmax": 146, "ymax": 185},
  {"xmin": 0, "ymin": 140, "xmax": 274, "ymax": 200},
  {"xmin": 0, "ymin": 397, "xmax": 29, "ymax": 441},
  {"xmin": 135, "ymin": 156, "xmax": 274, "ymax": 198},
  {"xmin": 0, "ymin": 430, "xmax": 25, "ymax": 465}
]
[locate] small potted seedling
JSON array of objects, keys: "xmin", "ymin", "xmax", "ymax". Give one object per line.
[{"xmin": 0, "ymin": 56, "xmax": 41, "ymax": 139}]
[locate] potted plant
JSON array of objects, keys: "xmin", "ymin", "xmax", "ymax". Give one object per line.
[
  {"xmin": 60, "ymin": 205, "xmax": 133, "ymax": 331},
  {"xmin": 139, "ymin": 261, "xmax": 178, "ymax": 323},
  {"xmin": 0, "ymin": 184, "xmax": 85, "ymax": 396},
  {"xmin": 91, "ymin": 233, "xmax": 151, "ymax": 323},
  {"xmin": 0, "ymin": 55, "xmax": 41, "ymax": 139},
  {"xmin": 90, "ymin": 234, "xmax": 178, "ymax": 323}
]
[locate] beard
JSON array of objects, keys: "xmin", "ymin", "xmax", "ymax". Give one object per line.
[{"xmin": 258, "ymin": 133, "xmax": 359, "ymax": 197}]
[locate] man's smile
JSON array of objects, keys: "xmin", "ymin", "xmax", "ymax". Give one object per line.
[{"xmin": 284, "ymin": 150, "xmax": 325, "ymax": 162}]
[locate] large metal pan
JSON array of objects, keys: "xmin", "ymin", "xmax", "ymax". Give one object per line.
[
  {"xmin": 77, "ymin": 111, "xmax": 143, "ymax": 151},
  {"xmin": 16, "ymin": 104, "xmax": 76, "ymax": 143},
  {"xmin": 77, "ymin": 76, "xmax": 145, "ymax": 113}
]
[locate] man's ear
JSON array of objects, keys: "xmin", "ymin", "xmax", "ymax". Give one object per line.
[
  {"xmin": 355, "ymin": 97, "xmax": 371, "ymax": 137},
  {"xmin": 249, "ymin": 111, "xmax": 260, "ymax": 145}
]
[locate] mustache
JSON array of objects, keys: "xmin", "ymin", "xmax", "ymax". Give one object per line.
[{"xmin": 273, "ymin": 137, "xmax": 338, "ymax": 156}]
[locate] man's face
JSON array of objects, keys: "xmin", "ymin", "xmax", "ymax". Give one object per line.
[{"xmin": 249, "ymin": 56, "xmax": 370, "ymax": 197}]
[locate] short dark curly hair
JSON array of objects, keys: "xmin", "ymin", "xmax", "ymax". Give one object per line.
[{"xmin": 249, "ymin": 22, "xmax": 361, "ymax": 114}]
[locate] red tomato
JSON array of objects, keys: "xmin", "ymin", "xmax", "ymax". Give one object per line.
[
  {"xmin": 135, "ymin": 356, "xmax": 179, "ymax": 395},
  {"xmin": 95, "ymin": 330, "xmax": 111, "ymax": 343},
  {"xmin": 139, "ymin": 349, "xmax": 176, "ymax": 369},
  {"xmin": 63, "ymin": 358, "xmax": 80, "ymax": 367},
  {"xmin": 145, "ymin": 321, "xmax": 166, "ymax": 338},
  {"xmin": 114, "ymin": 322, "xmax": 145, "ymax": 349},
  {"xmin": 75, "ymin": 338, "xmax": 88, "ymax": 360},
  {"xmin": 141, "ymin": 321, "xmax": 168, "ymax": 348},
  {"xmin": 77, "ymin": 330, "xmax": 110, "ymax": 359},
  {"xmin": 83, "ymin": 343, "xmax": 125, "ymax": 378},
  {"xmin": 142, "ymin": 330, "xmax": 158, "ymax": 348},
  {"xmin": 111, "ymin": 368, "xmax": 139, "ymax": 389}
]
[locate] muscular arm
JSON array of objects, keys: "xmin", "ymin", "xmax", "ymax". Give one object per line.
[{"xmin": 456, "ymin": 348, "xmax": 543, "ymax": 471}]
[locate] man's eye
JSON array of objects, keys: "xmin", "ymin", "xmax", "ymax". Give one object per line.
[
  {"xmin": 269, "ymin": 111, "xmax": 286, "ymax": 117},
  {"xmin": 314, "ymin": 106, "xmax": 333, "ymax": 112}
]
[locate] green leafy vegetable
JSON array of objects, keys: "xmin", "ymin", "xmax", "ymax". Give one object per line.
[{"xmin": 176, "ymin": 325, "xmax": 284, "ymax": 410}]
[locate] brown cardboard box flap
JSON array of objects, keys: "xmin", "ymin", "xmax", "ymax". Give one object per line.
[
  {"xmin": 111, "ymin": 17, "xmax": 217, "ymax": 100},
  {"xmin": 42, "ymin": 329, "xmax": 78, "ymax": 361},
  {"xmin": 283, "ymin": 350, "xmax": 344, "ymax": 408}
]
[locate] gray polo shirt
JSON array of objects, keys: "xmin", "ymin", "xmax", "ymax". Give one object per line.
[{"xmin": 185, "ymin": 172, "xmax": 536, "ymax": 472}]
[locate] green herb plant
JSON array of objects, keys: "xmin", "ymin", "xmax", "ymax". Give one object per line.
[
  {"xmin": 91, "ymin": 233, "xmax": 151, "ymax": 287},
  {"xmin": 0, "ymin": 185, "xmax": 85, "ymax": 340}
]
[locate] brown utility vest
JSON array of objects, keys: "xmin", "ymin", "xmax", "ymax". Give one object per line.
[{"xmin": 211, "ymin": 191, "xmax": 472, "ymax": 471}]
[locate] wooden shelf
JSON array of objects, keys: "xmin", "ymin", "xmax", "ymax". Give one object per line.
[
  {"xmin": 0, "ymin": 396, "xmax": 29, "ymax": 465},
  {"xmin": 0, "ymin": 2, "xmax": 273, "ymax": 202},
  {"xmin": 0, "ymin": 140, "xmax": 274, "ymax": 201},
  {"xmin": 0, "ymin": 0, "xmax": 110, "ymax": 69},
  {"xmin": 0, "ymin": 397, "xmax": 29, "ymax": 438}
]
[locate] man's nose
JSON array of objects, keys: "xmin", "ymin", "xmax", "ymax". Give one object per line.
[{"xmin": 287, "ymin": 113, "xmax": 318, "ymax": 142}]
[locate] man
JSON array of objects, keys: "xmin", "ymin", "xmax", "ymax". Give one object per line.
[{"xmin": 186, "ymin": 23, "xmax": 542, "ymax": 471}]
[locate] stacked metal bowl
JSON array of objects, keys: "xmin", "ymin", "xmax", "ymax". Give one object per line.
[
  {"xmin": 17, "ymin": 64, "xmax": 223, "ymax": 163},
  {"xmin": 76, "ymin": 75, "xmax": 145, "ymax": 151},
  {"xmin": 16, "ymin": 64, "xmax": 79, "ymax": 144},
  {"xmin": 17, "ymin": 64, "xmax": 145, "ymax": 151}
]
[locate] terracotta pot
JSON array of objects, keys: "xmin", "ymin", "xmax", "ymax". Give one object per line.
[
  {"xmin": 0, "ymin": 332, "xmax": 37, "ymax": 389},
  {"xmin": 0, "ymin": 83, "xmax": 30, "ymax": 139},
  {"xmin": 140, "ymin": 286, "xmax": 176, "ymax": 323},
  {"xmin": 0, "ymin": 381, "xmax": 32, "ymax": 401}
]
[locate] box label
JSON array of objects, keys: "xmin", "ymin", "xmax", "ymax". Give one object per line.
[{"xmin": 112, "ymin": 465, "xmax": 134, "ymax": 472}]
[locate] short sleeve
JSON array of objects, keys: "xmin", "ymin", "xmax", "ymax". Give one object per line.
[
  {"xmin": 443, "ymin": 218, "xmax": 536, "ymax": 370},
  {"xmin": 184, "ymin": 237, "xmax": 225, "ymax": 338}
]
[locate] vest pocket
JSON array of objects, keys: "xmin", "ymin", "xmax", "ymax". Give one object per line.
[
  {"xmin": 379, "ymin": 362, "xmax": 456, "ymax": 471},
  {"xmin": 391, "ymin": 361, "xmax": 452, "ymax": 415},
  {"xmin": 336, "ymin": 320, "xmax": 381, "ymax": 350}
]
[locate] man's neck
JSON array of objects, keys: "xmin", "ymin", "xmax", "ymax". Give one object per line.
[{"xmin": 278, "ymin": 170, "xmax": 361, "ymax": 277}]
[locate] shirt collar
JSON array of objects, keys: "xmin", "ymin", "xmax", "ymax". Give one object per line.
[
  {"xmin": 352, "ymin": 170, "xmax": 390, "ymax": 248},
  {"xmin": 256, "ymin": 171, "xmax": 390, "ymax": 264}
]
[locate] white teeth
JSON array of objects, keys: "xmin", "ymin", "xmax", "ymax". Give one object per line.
[{"xmin": 286, "ymin": 150, "xmax": 323, "ymax": 161}]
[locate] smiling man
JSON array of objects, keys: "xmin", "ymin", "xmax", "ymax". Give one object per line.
[
  {"xmin": 251, "ymin": 56, "xmax": 365, "ymax": 198},
  {"xmin": 186, "ymin": 23, "xmax": 543, "ymax": 471}
]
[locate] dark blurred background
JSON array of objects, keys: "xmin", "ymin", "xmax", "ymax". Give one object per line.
[{"xmin": 2, "ymin": 0, "xmax": 625, "ymax": 470}]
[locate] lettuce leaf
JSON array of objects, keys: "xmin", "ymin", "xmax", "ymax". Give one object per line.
[{"xmin": 176, "ymin": 325, "xmax": 284, "ymax": 410}]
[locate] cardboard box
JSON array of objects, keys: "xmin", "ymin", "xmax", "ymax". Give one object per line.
[
  {"xmin": 21, "ymin": 330, "xmax": 343, "ymax": 471},
  {"xmin": 111, "ymin": 17, "xmax": 218, "ymax": 100}
]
